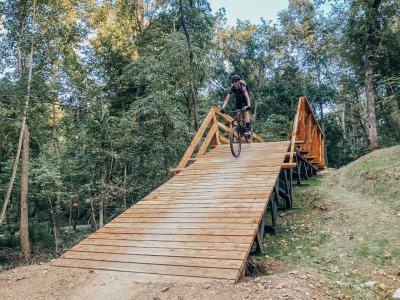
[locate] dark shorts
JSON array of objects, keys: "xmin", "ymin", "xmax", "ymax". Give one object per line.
[{"xmin": 236, "ymin": 97, "xmax": 248, "ymax": 110}]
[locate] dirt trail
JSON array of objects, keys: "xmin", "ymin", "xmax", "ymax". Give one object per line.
[{"xmin": 0, "ymin": 263, "xmax": 325, "ymax": 300}]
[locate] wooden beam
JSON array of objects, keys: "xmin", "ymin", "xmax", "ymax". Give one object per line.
[
  {"xmin": 169, "ymin": 168, "xmax": 185, "ymax": 174},
  {"xmin": 196, "ymin": 123, "xmax": 218, "ymax": 158},
  {"xmin": 288, "ymin": 97, "xmax": 303, "ymax": 164},
  {"xmin": 281, "ymin": 163, "xmax": 297, "ymax": 169},
  {"xmin": 177, "ymin": 110, "xmax": 215, "ymax": 169},
  {"xmin": 218, "ymin": 135, "xmax": 229, "ymax": 144}
]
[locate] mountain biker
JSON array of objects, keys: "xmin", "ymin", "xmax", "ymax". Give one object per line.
[{"xmin": 220, "ymin": 75, "xmax": 252, "ymax": 135}]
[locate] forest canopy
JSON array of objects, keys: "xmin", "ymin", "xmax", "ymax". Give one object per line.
[{"xmin": 0, "ymin": 0, "xmax": 399, "ymax": 263}]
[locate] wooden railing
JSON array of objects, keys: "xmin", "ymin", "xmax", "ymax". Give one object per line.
[
  {"xmin": 171, "ymin": 98, "xmax": 325, "ymax": 174},
  {"xmin": 288, "ymin": 96, "xmax": 325, "ymax": 169},
  {"xmin": 170, "ymin": 106, "xmax": 264, "ymax": 173}
]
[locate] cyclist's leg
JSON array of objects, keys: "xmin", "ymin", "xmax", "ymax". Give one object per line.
[
  {"xmin": 244, "ymin": 99, "xmax": 252, "ymax": 132},
  {"xmin": 244, "ymin": 111, "xmax": 251, "ymax": 123},
  {"xmin": 235, "ymin": 98, "xmax": 243, "ymax": 118}
]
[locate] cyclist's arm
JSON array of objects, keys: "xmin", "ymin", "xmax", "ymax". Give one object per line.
[
  {"xmin": 222, "ymin": 93, "xmax": 231, "ymax": 109},
  {"xmin": 244, "ymin": 90, "xmax": 251, "ymax": 107}
]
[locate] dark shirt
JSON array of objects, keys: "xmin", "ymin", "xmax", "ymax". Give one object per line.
[{"xmin": 229, "ymin": 85, "xmax": 247, "ymax": 100}]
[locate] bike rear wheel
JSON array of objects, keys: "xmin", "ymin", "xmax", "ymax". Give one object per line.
[{"xmin": 229, "ymin": 126, "xmax": 241, "ymax": 157}]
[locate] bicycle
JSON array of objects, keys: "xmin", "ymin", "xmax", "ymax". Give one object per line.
[{"xmin": 227, "ymin": 108, "xmax": 254, "ymax": 157}]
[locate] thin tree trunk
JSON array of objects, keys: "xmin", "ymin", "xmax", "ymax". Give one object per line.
[
  {"xmin": 68, "ymin": 198, "xmax": 72, "ymax": 233},
  {"xmin": 99, "ymin": 166, "xmax": 107, "ymax": 228},
  {"xmin": 0, "ymin": 0, "xmax": 36, "ymax": 224},
  {"xmin": 51, "ymin": 67, "xmax": 62, "ymax": 239},
  {"xmin": 99, "ymin": 198, "xmax": 104, "ymax": 228},
  {"xmin": 179, "ymin": 0, "xmax": 199, "ymax": 131},
  {"xmin": 47, "ymin": 196, "xmax": 59, "ymax": 254},
  {"xmin": 365, "ymin": 52, "xmax": 379, "ymax": 150},
  {"xmin": 364, "ymin": 0, "xmax": 381, "ymax": 150},
  {"xmin": 90, "ymin": 199, "xmax": 97, "ymax": 229},
  {"xmin": 386, "ymin": 85, "xmax": 400, "ymax": 135},
  {"xmin": 20, "ymin": 126, "xmax": 31, "ymax": 259},
  {"xmin": 123, "ymin": 164, "xmax": 127, "ymax": 209}
]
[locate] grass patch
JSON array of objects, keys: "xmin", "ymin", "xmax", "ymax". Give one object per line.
[
  {"xmin": 333, "ymin": 145, "xmax": 400, "ymax": 207},
  {"xmin": 258, "ymin": 147, "xmax": 400, "ymax": 298}
]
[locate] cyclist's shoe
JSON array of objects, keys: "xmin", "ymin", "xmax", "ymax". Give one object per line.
[{"xmin": 244, "ymin": 127, "xmax": 252, "ymax": 135}]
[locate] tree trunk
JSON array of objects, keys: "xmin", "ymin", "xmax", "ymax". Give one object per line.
[
  {"xmin": 179, "ymin": 0, "xmax": 199, "ymax": 131},
  {"xmin": 0, "ymin": 0, "xmax": 36, "ymax": 224},
  {"xmin": 123, "ymin": 164, "xmax": 127, "ymax": 209},
  {"xmin": 20, "ymin": 126, "xmax": 31, "ymax": 259},
  {"xmin": 51, "ymin": 67, "xmax": 62, "ymax": 240},
  {"xmin": 48, "ymin": 196, "xmax": 59, "ymax": 253},
  {"xmin": 99, "ymin": 198, "xmax": 104, "ymax": 228},
  {"xmin": 365, "ymin": 51, "xmax": 379, "ymax": 150},
  {"xmin": 386, "ymin": 85, "xmax": 400, "ymax": 136},
  {"xmin": 99, "ymin": 166, "xmax": 107, "ymax": 228},
  {"xmin": 364, "ymin": 0, "xmax": 381, "ymax": 150},
  {"xmin": 90, "ymin": 199, "xmax": 97, "ymax": 229}
]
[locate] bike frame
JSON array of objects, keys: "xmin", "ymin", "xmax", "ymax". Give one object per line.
[{"xmin": 231, "ymin": 109, "xmax": 247, "ymax": 134}]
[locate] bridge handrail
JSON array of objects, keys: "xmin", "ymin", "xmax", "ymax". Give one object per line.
[
  {"xmin": 289, "ymin": 97, "xmax": 325, "ymax": 169},
  {"xmin": 171, "ymin": 97, "xmax": 326, "ymax": 174}
]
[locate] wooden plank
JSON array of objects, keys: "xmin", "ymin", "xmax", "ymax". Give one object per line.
[
  {"xmin": 162, "ymin": 179, "xmax": 277, "ymax": 185},
  {"xmin": 148, "ymin": 192, "xmax": 273, "ymax": 197},
  {"xmin": 71, "ymin": 244, "xmax": 246, "ymax": 260},
  {"xmin": 111, "ymin": 217, "xmax": 259, "ymax": 224},
  {"xmin": 140, "ymin": 198, "xmax": 266, "ymax": 204},
  {"xmin": 62, "ymin": 251, "xmax": 242, "ymax": 269},
  {"xmin": 52, "ymin": 258, "xmax": 238, "ymax": 280},
  {"xmin": 82, "ymin": 239, "xmax": 249, "ymax": 251},
  {"xmin": 123, "ymin": 208, "xmax": 266, "ymax": 213},
  {"xmin": 148, "ymin": 189, "xmax": 274, "ymax": 195},
  {"xmin": 98, "ymin": 227, "xmax": 254, "ymax": 236},
  {"xmin": 51, "ymin": 264, "xmax": 227, "ymax": 283},
  {"xmin": 118, "ymin": 212, "xmax": 260, "ymax": 218},
  {"xmin": 88, "ymin": 233, "xmax": 254, "ymax": 243},
  {"xmin": 106, "ymin": 222, "xmax": 258, "ymax": 230},
  {"xmin": 132, "ymin": 203, "xmax": 265, "ymax": 209}
]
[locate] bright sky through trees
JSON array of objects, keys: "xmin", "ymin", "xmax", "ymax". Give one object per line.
[{"xmin": 208, "ymin": 0, "xmax": 290, "ymax": 26}]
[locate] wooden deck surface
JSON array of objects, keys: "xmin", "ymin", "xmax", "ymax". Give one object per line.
[{"xmin": 51, "ymin": 141, "xmax": 290, "ymax": 282}]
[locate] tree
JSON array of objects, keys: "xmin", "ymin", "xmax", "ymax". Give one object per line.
[
  {"xmin": 19, "ymin": 126, "xmax": 30, "ymax": 259},
  {"xmin": 0, "ymin": 0, "xmax": 36, "ymax": 224}
]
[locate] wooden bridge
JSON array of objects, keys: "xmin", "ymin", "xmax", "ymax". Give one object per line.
[{"xmin": 51, "ymin": 97, "xmax": 325, "ymax": 282}]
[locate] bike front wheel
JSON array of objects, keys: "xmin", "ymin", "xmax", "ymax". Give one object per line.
[{"xmin": 229, "ymin": 126, "xmax": 242, "ymax": 157}]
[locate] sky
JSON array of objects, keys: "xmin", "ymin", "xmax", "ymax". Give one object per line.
[{"xmin": 208, "ymin": 0, "xmax": 290, "ymax": 27}]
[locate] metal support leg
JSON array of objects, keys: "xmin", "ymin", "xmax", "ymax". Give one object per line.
[
  {"xmin": 255, "ymin": 210, "xmax": 266, "ymax": 253},
  {"xmin": 266, "ymin": 185, "xmax": 278, "ymax": 234},
  {"xmin": 296, "ymin": 159, "xmax": 301, "ymax": 186}
]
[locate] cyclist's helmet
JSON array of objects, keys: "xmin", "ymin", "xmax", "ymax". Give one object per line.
[{"xmin": 231, "ymin": 75, "xmax": 241, "ymax": 83}]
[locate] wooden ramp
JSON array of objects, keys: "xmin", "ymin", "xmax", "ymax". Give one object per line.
[{"xmin": 51, "ymin": 141, "xmax": 289, "ymax": 282}]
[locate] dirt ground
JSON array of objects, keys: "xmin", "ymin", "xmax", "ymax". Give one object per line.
[{"xmin": 0, "ymin": 263, "xmax": 326, "ymax": 300}]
